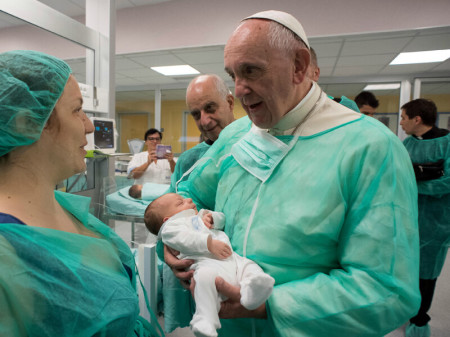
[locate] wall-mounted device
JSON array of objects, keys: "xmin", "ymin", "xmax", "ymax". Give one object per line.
[{"xmin": 86, "ymin": 117, "xmax": 116, "ymax": 154}]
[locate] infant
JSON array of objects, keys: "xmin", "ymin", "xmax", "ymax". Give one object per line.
[
  {"xmin": 144, "ymin": 193, "xmax": 274, "ymax": 337},
  {"xmin": 128, "ymin": 184, "xmax": 143, "ymax": 199}
]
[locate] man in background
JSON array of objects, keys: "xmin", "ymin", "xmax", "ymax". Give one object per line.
[
  {"xmin": 400, "ymin": 98, "xmax": 450, "ymax": 337},
  {"xmin": 160, "ymin": 74, "xmax": 235, "ymax": 333},
  {"xmin": 354, "ymin": 90, "xmax": 379, "ymax": 116},
  {"xmin": 169, "ymin": 74, "xmax": 235, "ymax": 192}
]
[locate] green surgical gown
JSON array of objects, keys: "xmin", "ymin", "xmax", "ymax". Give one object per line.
[
  {"xmin": 178, "ymin": 115, "xmax": 420, "ymax": 337},
  {"xmin": 0, "ymin": 191, "xmax": 154, "ymax": 337},
  {"xmin": 403, "ymin": 134, "xmax": 450, "ymax": 279},
  {"xmin": 168, "ymin": 141, "xmax": 211, "ymax": 193}
]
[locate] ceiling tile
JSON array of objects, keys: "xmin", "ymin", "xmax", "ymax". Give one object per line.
[
  {"xmin": 115, "ymin": 77, "xmax": 147, "ymax": 86},
  {"xmin": 117, "ymin": 67, "xmax": 159, "ymax": 77},
  {"xmin": 194, "ymin": 62, "xmax": 227, "ymax": 74},
  {"xmin": 115, "ymin": 56, "xmax": 145, "ymax": 70},
  {"xmin": 309, "ymin": 41, "xmax": 343, "ymax": 58},
  {"xmin": 174, "ymin": 48, "xmax": 225, "ymax": 65},
  {"xmin": 316, "ymin": 57, "xmax": 338, "ymax": 68},
  {"xmin": 337, "ymin": 54, "xmax": 396, "ymax": 67},
  {"xmin": 403, "ymin": 34, "xmax": 450, "ymax": 52},
  {"xmin": 341, "ymin": 37, "xmax": 412, "ymax": 56},
  {"xmin": 320, "ymin": 83, "xmax": 366, "ymax": 98},
  {"xmin": 429, "ymin": 59, "xmax": 450, "ymax": 71},
  {"xmin": 316, "ymin": 66, "xmax": 334, "ymax": 77},
  {"xmin": 333, "ymin": 65, "xmax": 384, "ymax": 77},
  {"xmin": 130, "ymin": 53, "xmax": 185, "ymax": 67}
]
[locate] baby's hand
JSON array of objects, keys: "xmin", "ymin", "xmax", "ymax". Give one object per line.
[
  {"xmin": 202, "ymin": 213, "xmax": 214, "ymax": 229},
  {"xmin": 207, "ymin": 238, "xmax": 232, "ymax": 260}
]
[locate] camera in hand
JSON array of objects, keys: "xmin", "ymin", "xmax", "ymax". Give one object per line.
[{"xmin": 156, "ymin": 144, "xmax": 172, "ymax": 159}]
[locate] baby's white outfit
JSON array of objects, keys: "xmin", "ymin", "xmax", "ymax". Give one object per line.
[{"xmin": 159, "ymin": 209, "xmax": 274, "ymax": 337}]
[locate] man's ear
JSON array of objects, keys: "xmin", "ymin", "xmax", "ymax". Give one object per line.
[
  {"xmin": 414, "ymin": 115, "xmax": 423, "ymax": 125},
  {"xmin": 293, "ymin": 48, "xmax": 310, "ymax": 84},
  {"xmin": 227, "ymin": 94, "xmax": 234, "ymax": 111}
]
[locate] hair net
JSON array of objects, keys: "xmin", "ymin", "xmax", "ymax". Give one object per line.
[{"xmin": 0, "ymin": 50, "xmax": 72, "ymax": 156}]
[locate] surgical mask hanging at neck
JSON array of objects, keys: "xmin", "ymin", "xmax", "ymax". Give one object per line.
[{"xmin": 231, "ymin": 126, "xmax": 297, "ymax": 182}]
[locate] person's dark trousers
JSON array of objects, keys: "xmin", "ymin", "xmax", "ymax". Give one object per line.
[{"xmin": 410, "ymin": 278, "xmax": 438, "ymax": 326}]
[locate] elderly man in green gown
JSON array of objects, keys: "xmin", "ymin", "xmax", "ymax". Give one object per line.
[{"xmin": 166, "ymin": 10, "xmax": 420, "ymax": 337}]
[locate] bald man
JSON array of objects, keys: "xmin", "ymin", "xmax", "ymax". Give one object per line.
[
  {"xmin": 159, "ymin": 74, "xmax": 235, "ymax": 333},
  {"xmin": 169, "ymin": 74, "xmax": 235, "ymax": 193}
]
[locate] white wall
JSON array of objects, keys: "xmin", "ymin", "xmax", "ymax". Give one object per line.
[
  {"xmin": 115, "ymin": 0, "xmax": 450, "ymax": 54},
  {"xmin": 1, "ymin": 0, "xmax": 450, "ymax": 57}
]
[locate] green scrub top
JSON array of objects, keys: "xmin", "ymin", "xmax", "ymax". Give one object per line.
[
  {"xmin": 403, "ymin": 134, "xmax": 450, "ymax": 279},
  {"xmin": 178, "ymin": 115, "xmax": 420, "ymax": 337},
  {"xmin": 0, "ymin": 191, "xmax": 158, "ymax": 337},
  {"xmin": 168, "ymin": 141, "xmax": 211, "ymax": 193}
]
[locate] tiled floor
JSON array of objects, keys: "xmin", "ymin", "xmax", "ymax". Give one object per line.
[{"xmin": 113, "ymin": 220, "xmax": 449, "ymax": 337}]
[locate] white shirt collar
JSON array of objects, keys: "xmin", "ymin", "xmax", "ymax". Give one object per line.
[{"xmin": 269, "ymin": 82, "xmax": 320, "ymax": 136}]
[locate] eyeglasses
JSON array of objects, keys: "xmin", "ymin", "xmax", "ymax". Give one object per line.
[{"xmin": 147, "ymin": 137, "xmax": 161, "ymax": 141}]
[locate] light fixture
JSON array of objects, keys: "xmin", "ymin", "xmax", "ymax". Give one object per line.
[
  {"xmin": 151, "ymin": 65, "xmax": 200, "ymax": 76},
  {"xmin": 390, "ymin": 49, "xmax": 450, "ymax": 65},
  {"xmin": 363, "ymin": 83, "xmax": 401, "ymax": 90}
]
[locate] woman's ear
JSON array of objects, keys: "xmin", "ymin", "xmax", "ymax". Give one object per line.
[{"xmin": 293, "ymin": 48, "xmax": 311, "ymax": 84}]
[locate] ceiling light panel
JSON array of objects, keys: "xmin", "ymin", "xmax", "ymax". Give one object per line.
[
  {"xmin": 364, "ymin": 83, "xmax": 401, "ymax": 90},
  {"xmin": 151, "ymin": 65, "xmax": 200, "ymax": 76},
  {"xmin": 390, "ymin": 49, "xmax": 450, "ymax": 65}
]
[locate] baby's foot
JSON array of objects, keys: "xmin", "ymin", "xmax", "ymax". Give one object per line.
[{"xmin": 240, "ymin": 274, "xmax": 275, "ymax": 310}]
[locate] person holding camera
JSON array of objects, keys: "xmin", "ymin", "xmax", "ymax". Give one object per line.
[{"xmin": 127, "ymin": 128, "xmax": 175, "ymax": 185}]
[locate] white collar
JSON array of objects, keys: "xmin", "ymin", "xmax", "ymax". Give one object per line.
[{"xmin": 269, "ymin": 82, "xmax": 320, "ymax": 136}]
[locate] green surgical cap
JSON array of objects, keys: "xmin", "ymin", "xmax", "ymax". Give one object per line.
[{"xmin": 0, "ymin": 50, "xmax": 72, "ymax": 156}]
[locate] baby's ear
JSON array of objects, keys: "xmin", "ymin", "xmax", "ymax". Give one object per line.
[{"xmin": 163, "ymin": 216, "xmax": 170, "ymax": 222}]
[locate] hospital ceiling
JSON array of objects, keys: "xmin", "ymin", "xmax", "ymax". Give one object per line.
[{"xmin": 1, "ymin": 0, "xmax": 450, "ymax": 101}]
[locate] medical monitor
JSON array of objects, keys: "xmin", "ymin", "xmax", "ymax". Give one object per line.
[{"xmin": 87, "ymin": 117, "xmax": 116, "ymax": 154}]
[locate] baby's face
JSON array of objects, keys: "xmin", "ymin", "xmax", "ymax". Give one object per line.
[{"xmin": 163, "ymin": 193, "xmax": 197, "ymax": 218}]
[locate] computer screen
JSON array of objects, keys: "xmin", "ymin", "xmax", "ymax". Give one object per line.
[{"xmin": 87, "ymin": 117, "xmax": 116, "ymax": 154}]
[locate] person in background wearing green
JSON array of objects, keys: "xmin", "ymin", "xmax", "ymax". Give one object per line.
[
  {"xmin": 400, "ymin": 98, "xmax": 450, "ymax": 337},
  {"xmin": 0, "ymin": 50, "xmax": 162, "ymax": 337},
  {"xmin": 355, "ymin": 90, "xmax": 379, "ymax": 117}
]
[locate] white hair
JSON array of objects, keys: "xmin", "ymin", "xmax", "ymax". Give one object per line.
[{"xmin": 186, "ymin": 74, "xmax": 231, "ymax": 105}]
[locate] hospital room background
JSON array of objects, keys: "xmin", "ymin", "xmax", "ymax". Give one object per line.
[{"xmin": 1, "ymin": 1, "xmax": 449, "ymax": 336}]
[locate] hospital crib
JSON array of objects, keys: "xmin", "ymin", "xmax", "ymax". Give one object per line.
[{"xmin": 99, "ymin": 175, "xmax": 150, "ymax": 246}]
